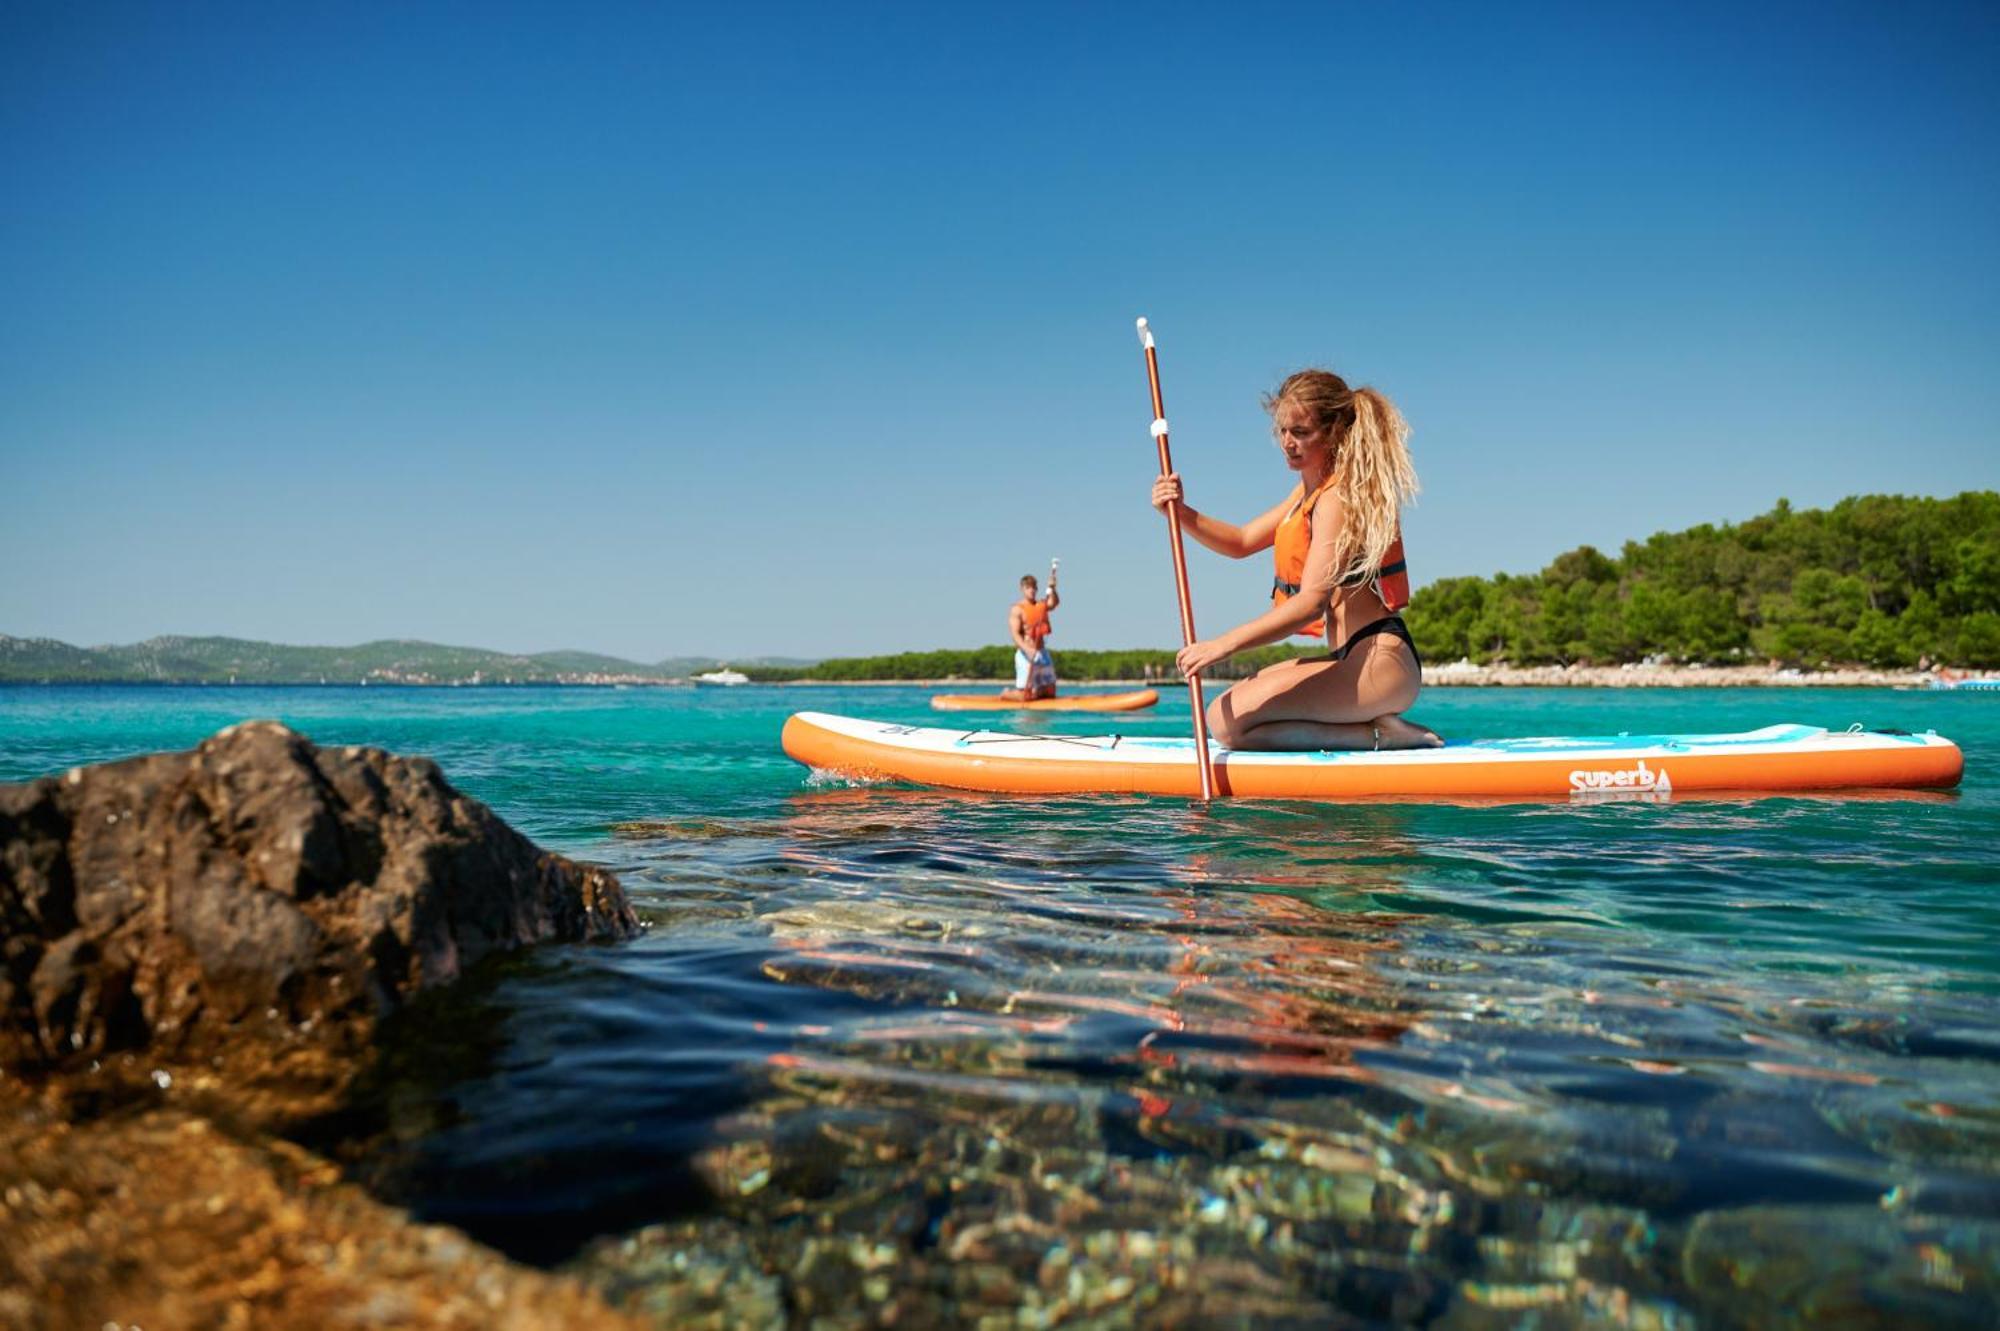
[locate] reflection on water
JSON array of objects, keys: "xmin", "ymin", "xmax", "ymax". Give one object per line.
[{"xmin": 373, "ymin": 786, "xmax": 2000, "ymax": 1328}]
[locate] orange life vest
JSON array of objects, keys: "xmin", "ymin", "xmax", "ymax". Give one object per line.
[
  {"xmin": 1017, "ymin": 598, "xmax": 1051, "ymax": 649},
  {"xmin": 1271, "ymin": 478, "xmax": 1410, "ymax": 638}
]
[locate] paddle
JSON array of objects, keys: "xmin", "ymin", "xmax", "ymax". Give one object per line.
[{"xmin": 1136, "ymin": 317, "xmax": 1219, "ymax": 802}]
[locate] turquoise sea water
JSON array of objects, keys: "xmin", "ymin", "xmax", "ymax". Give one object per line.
[{"xmin": 4, "ymin": 683, "xmax": 1998, "ymax": 1326}]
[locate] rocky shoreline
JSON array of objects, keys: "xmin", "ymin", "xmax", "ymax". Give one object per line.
[
  {"xmin": 0, "ymin": 722, "xmax": 644, "ymax": 1331},
  {"xmin": 1418, "ymin": 661, "xmax": 1956, "ymax": 688}
]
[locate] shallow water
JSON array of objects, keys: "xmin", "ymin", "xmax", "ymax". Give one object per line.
[{"xmin": 4, "ymin": 683, "xmax": 1998, "ymax": 1327}]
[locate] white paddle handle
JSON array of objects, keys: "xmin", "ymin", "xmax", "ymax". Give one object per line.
[{"xmin": 1135, "ymin": 316, "xmax": 1155, "ymax": 351}]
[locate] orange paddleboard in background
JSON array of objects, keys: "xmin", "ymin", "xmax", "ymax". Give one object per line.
[{"xmin": 929, "ymin": 689, "xmax": 1159, "ymax": 713}]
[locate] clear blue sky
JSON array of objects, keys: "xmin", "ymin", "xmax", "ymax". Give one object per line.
[{"xmin": 4, "ymin": 1, "xmax": 1995, "ymax": 661}]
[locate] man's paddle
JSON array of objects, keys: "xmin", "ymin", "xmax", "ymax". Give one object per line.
[{"xmin": 1136, "ymin": 317, "xmax": 1218, "ymax": 802}]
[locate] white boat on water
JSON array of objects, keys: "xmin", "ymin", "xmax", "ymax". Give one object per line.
[{"xmin": 692, "ymin": 668, "xmax": 750, "ymax": 686}]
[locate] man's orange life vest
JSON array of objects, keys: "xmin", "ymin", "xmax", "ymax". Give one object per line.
[
  {"xmin": 1270, "ymin": 478, "xmax": 1410, "ymax": 639},
  {"xmin": 1017, "ymin": 598, "xmax": 1052, "ymax": 649}
]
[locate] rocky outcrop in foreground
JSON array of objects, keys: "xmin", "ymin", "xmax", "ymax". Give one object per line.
[
  {"xmin": 0, "ymin": 723, "xmax": 645, "ymax": 1331},
  {"xmin": 1, "ymin": 720, "xmax": 634, "ymax": 1078}
]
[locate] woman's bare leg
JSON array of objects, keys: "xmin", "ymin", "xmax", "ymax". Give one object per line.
[{"xmin": 1206, "ymin": 637, "xmax": 1440, "ymax": 751}]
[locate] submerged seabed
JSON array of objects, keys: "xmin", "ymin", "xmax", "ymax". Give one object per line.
[{"xmin": 4, "ymin": 684, "xmax": 1998, "ymax": 1327}]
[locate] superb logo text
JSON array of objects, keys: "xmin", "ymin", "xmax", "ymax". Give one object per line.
[{"xmin": 1568, "ymin": 759, "xmax": 1673, "ymax": 796}]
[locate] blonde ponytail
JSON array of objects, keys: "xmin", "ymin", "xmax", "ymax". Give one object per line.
[{"xmin": 1335, "ymin": 385, "xmax": 1417, "ymax": 582}]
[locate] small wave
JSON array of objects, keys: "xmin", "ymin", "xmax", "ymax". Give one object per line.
[{"xmin": 803, "ymin": 765, "xmax": 888, "ymax": 789}]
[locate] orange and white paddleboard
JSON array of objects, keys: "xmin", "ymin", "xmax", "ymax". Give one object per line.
[
  {"xmin": 782, "ymin": 712, "xmax": 1963, "ymax": 801},
  {"xmin": 929, "ymin": 689, "xmax": 1159, "ymax": 713}
]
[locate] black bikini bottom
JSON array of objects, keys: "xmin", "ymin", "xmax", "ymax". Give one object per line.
[{"xmin": 1324, "ymin": 615, "xmax": 1420, "ymax": 668}]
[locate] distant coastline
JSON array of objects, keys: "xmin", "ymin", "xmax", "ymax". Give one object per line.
[
  {"xmin": 0, "ymin": 634, "xmax": 810, "ymax": 687},
  {"xmin": 4, "ymin": 632, "xmax": 1990, "ymax": 690},
  {"xmin": 758, "ymin": 664, "xmax": 1979, "ymax": 689},
  {"xmin": 14, "ymin": 490, "xmax": 1994, "ymax": 687},
  {"xmin": 7, "ymin": 634, "xmax": 1992, "ymax": 691}
]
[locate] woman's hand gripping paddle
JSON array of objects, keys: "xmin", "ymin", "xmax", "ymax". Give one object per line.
[{"xmin": 1136, "ymin": 317, "xmax": 1218, "ymax": 802}]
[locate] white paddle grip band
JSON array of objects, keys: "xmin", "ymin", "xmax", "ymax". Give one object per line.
[{"xmin": 1150, "ymin": 418, "xmax": 1170, "ymax": 438}]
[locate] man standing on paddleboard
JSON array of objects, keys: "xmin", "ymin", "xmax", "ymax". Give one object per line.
[{"xmin": 1000, "ymin": 564, "xmax": 1059, "ymax": 701}]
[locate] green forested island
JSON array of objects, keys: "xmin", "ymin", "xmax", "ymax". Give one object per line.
[
  {"xmin": 1408, "ymin": 490, "xmax": 1998, "ymax": 668},
  {"xmin": 7, "ymin": 493, "xmax": 1994, "ymax": 684},
  {"xmin": 770, "ymin": 490, "xmax": 1999, "ymax": 680}
]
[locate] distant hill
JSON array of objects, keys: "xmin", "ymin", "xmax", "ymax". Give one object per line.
[{"xmin": 0, "ymin": 636, "xmax": 818, "ymax": 685}]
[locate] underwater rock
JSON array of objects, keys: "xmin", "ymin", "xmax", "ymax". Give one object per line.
[
  {"xmin": 0, "ymin": 1099, "xmax": 647, "ymax": 1331},
  {"xmin": 0, "ymin": 720, "xmax": 636, "ymax": 1080},
  {"xmin": 568, "ymin": 1219, "xmax": 786, "ymax": 1331},
  {"xmin": 1682, "ymin": 1205, "xmax": 2000, "ymax": 1329}
]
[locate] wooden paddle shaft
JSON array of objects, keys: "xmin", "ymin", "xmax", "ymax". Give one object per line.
[{"xmin": 1138, "ymin": 321, "xmax": 1218, "ymax": 802}]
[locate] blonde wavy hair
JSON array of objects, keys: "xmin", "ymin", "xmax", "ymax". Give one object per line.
[{"xmin": 1264, "ymin": 369, "xmax": 1418, "ymax": 585}]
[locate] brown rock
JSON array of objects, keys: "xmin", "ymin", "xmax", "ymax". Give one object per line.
[
  {"xmin": 0, "ymin": 1094, "xmax": 647, "ymax": 1331},
  {"xmin": 0, "ymin": 720, "xmax": 636, "ymax": 1079}
]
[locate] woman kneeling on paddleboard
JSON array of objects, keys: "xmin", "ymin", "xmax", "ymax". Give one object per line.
[{"xmin": 1150, "ymin": 369, "xmax": 1441, "ymax": 751}]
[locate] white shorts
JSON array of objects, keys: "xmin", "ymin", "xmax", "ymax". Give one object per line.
[{"xmin": 1014, "ymin": 648, "xmax": 1056, "ymax": 691}]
